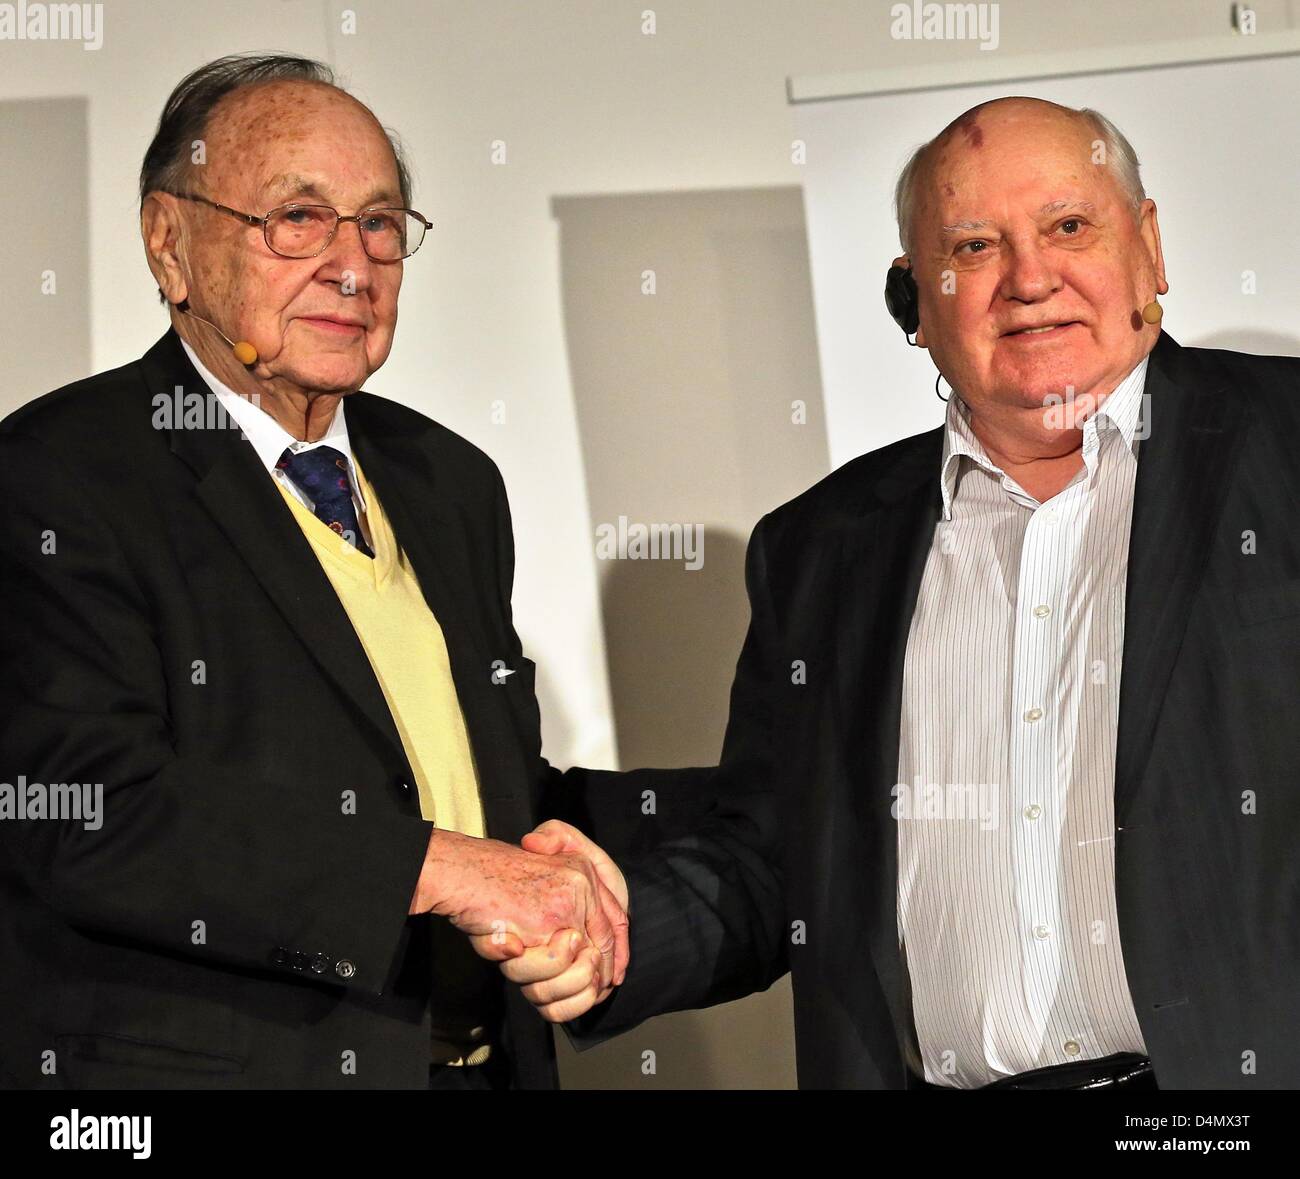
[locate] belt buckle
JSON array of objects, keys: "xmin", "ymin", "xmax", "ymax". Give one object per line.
[
  {"xmin": 1077, "ymin": 1058, "xmax": 1152, "ymax": 1090},
  {"xmin": 431, "ymin": 1023, "xmax": 492, "ymax": 1067}
]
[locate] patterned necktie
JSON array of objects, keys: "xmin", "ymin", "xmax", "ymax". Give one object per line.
[{"xmin": 276, "ymin": 444, "xmax": 375, "ymax": 559}]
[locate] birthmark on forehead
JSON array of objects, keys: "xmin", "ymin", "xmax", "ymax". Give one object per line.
[
  {"xmin": 953, "ymin": 110, "xmax": 983, "ymax": 149},
  {"xmin": 944, "ymin": 183, "xmax": 955, "ymax": 197}
]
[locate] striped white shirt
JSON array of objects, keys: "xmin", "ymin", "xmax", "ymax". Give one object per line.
[{"xmin": 896, "ymin": 355, "xmax": 1151, "ymax": 1088}]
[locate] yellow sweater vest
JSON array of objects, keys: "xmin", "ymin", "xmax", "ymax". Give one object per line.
[{"xmin": 276, "ymin": 458, "xmax": 486, "ymax": 839}]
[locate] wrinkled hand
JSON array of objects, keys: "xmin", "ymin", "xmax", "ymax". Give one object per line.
[
  {"xmin": 495, "ymin": 820, "xmax": 629, "ymax": 1022},
  {"xmin": 408, "ymin": 827, "xmax": 625, "ymax": 991}
]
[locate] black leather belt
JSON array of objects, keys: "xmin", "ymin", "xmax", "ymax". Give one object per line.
[{"xmin": 917, "ymin": 1052, "xmax": 1157, "ymax": 1091}]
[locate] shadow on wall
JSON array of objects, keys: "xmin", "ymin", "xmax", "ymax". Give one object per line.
[
  {"xmin": 0, "ymin": 98, "xmax": 91, "ymax": 419},
  {"xmin": 549, "ymin": 186, "xmax": 829, "ymax": 1089},
  {"xmin": 598, "ymin": 530, "xmax": 748, "ymax": 768}
]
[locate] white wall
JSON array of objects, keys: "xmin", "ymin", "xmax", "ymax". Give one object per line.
[{"xmin": 6, "ymin": 0, "xmax": 1286, "ymax": 772}]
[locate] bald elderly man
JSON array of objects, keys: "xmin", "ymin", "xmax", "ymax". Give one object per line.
[
  {"xmin": 0, "ymin": 52, "xmax": 696, "ymax": 1091},
  {"xmin": 517, "ymin": 97, "xmax": 1300, "ymax": 1091}
]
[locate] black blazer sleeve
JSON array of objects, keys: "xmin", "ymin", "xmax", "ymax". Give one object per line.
[
  {"xmin": 0, "ymin": 429, "xmax": 431, "ymax": 997},
  {"xmin": 564, "ymin": 515, "xmax": 791, "ymax": 1046}
]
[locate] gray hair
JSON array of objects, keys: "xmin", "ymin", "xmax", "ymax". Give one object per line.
[
  {"xmin": 893, "ymin": 104, "xmax": 1146, "ymax": 257},
  {"xmin": 141, "ymin": 53, "xmax": 414, "ymax": 301}
]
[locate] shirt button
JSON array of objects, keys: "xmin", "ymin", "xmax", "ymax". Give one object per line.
[
  {"xmin": 1042, "ymin": 509, "xmax": 1058, "ymax": 524},
  {"xmin": 1024, "ymin": 707, "xmax": 1043, "ymax": 723},
  {"xmin": 1063, "ymin": 1039, "xmax": 1081, "ymax": 1056},
  {"xmin": 1033, "ymin": 924, "xmax": 1052, "ymax": 940},
  {"xmin": 1032, "ymin": 604, "xmax": 1051, "ymax": 618},
  {"xmin": 1023, "ymin": 803, "xmax": 1042, "ymax": 820}
]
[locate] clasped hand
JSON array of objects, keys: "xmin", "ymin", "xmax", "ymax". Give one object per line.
[{"xmin": 409, "ymin": 821, "xmax": 626, "ymax": 1023}]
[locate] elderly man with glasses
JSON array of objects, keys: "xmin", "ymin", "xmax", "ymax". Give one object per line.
[{"xmin": 0, "ymin": 52, "xmax": 647, "ymax": 1092}]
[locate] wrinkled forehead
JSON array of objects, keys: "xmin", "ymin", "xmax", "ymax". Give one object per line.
[{"xmin": 203, "ymin": 81, "xmax": 400, "ymax": 203}]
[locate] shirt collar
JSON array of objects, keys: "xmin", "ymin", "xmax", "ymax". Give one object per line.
[
  {"xmin": 179, "ymin": 337, "xmax": 367, "ymax": 512},
  {"xmin": 938, "ymin": 351, "xmax": 1150, "ymax": 520},
  {"xmin": 1088, "ymin": 351, "xmax": 1149, "ymax": 453}
]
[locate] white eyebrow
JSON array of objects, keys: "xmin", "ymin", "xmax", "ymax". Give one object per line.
[
  {"xmin": 940, "ymin": 218, "xmax": 992, "ymax": 237},
  {"xmin": 1038, "ymin": 199, "xmax": 1096, "ymax": 217},
  {"xmin": 939, "ymin": 200, "xmax": 1097, "ymax": 239}
]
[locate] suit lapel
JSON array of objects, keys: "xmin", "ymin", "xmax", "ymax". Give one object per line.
[
  {"xmin": 146, "ymin": 332, "xmax": 415, "ymax": 772},
  {"xmin": 832, "ymin": 434, "xmax": 942, "ymax": 1049},
  {"xmin": 1114, "ymin": 332, "xmax": 1246, "ymax": 824},
  {"xmin": 145, "ymin": 330, "xmax": 527, "ymax": 827}
]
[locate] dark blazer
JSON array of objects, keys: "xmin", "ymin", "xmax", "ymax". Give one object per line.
[
  {"xmin": 572, "ymin": 330, "xmax": 1300, "ymax": 1090},
  {"xmin": 0, "ymin": 327, "xmax": 609, "ymax": 1089}
]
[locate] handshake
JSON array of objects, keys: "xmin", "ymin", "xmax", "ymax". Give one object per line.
[{"xmin": 408, "ymin": 819, "xmax": 627, "ymax": 1023}]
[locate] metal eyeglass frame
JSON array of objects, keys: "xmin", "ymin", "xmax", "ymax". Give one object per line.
[{"xmin": 171, "ymin": 191, "xmax": 432, "ymax": 261}]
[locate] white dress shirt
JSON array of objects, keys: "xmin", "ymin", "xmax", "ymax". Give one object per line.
[
  {"xmin": 896, "ymin": 355, "xmax": 1151, "ymax": 1088},
  {"xmin": 179, "ymin": 338, "xmax": 372, "ymax": 548}
]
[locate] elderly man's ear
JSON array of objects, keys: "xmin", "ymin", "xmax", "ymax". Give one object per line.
[
  {"xmin": 141, "ymin": 193, "xmax": 189, "ymax": 307},
  {"xmin": 1137, "ymin": 199, "xmax": 1169, "ymax": 298}
]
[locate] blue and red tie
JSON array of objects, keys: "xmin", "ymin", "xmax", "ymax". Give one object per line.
[{"xmin": 276, "ymin": 445, "xmax": 375, "ymax": 559}]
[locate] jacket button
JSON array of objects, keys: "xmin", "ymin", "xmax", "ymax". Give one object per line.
[
  {"xmin": 310, "ymin": 954, "xmax": 330, "ymax": 974},
  {"xmin": 335, "ymin": 959, "xmax": 357, "ymax": 979},
  {"xmin": 291, "ymin": 950, "xmax": 309, "ymax": 971},
  {"xmin": 270, "ymin": 947, "xmax": 289, "ymax": 968}
]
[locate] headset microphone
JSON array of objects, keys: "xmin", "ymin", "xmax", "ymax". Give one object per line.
[
  {"xmin": 173, "ymin": 298, "xmax": 259, "ymax": 366},
  {"xmin": 884, "ymin": 263, "xmax": 920, "ymax": 338},
  {"xmin": 886, "ymin": 264, "xmax": 951, "ymax": 402}
]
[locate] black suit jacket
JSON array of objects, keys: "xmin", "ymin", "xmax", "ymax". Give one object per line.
[
  {"xmin": 0, "ymin": 328, "xmax": 610, "ymax": 1089},
  {"xmin": 573, "ymin": 331, "xmax": 1300, "ymax": 1090}
]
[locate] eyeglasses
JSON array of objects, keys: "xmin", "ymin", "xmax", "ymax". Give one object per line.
[{"xmin": 172, "ymin": 191, "xmax": 432, "ymax": 261}]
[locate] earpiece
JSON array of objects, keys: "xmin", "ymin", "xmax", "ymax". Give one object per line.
[{"xmin": 885, "ymin": 264, "xmax": 920, "ymax": 338}]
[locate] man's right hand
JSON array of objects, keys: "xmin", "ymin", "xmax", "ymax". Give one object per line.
[
  {"xmin": 408, "ymin": 827, "xmax": 624, "ymax": 990},
  {"xmin": 495, "ymin": 819, "xmax": 630, "ymax": 1022}
]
